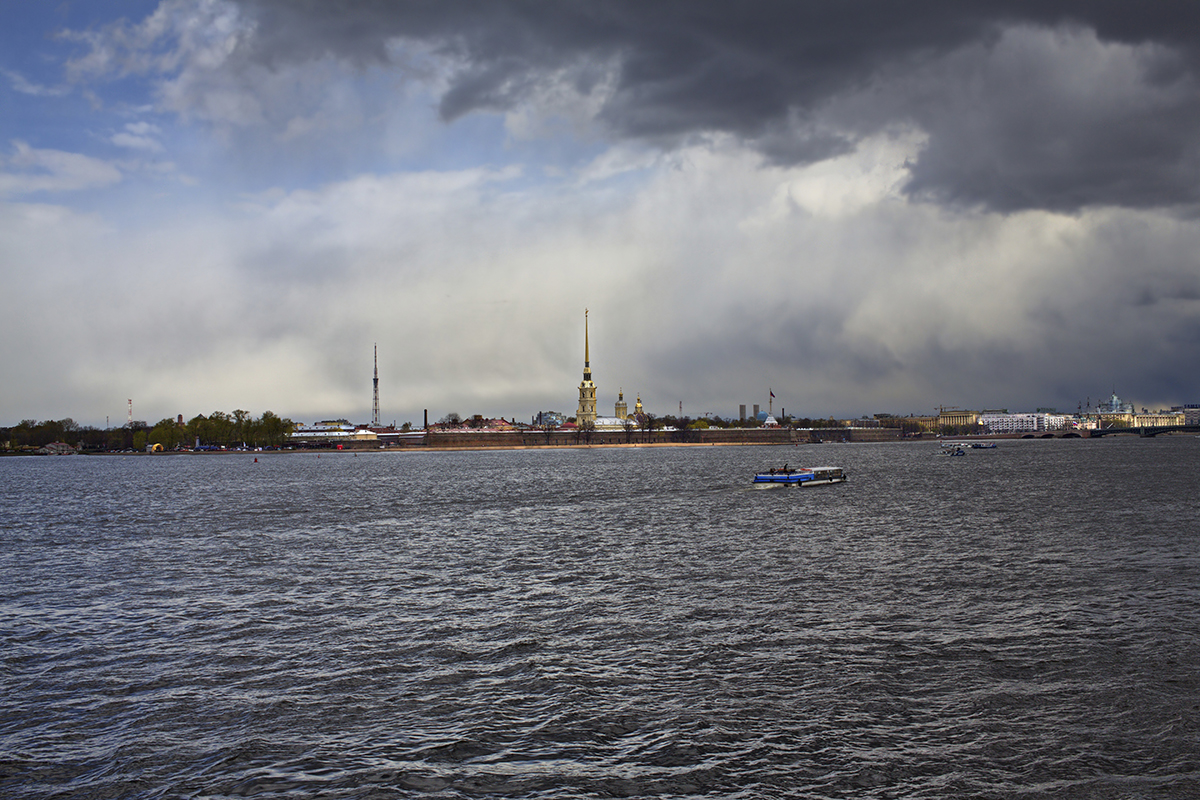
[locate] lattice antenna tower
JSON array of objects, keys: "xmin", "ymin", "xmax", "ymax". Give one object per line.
[{"xmin": 372, "ymin": 344, "xmax": 380, "ymax": 428}]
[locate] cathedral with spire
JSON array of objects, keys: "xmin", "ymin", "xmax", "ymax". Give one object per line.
[
  {"xmin": 576, "ymin": 309, "xmax": 597, "ymax": 425},
  {"xmin": 575, "ymin": 309, "xmax": 644, "ymax": 430}
]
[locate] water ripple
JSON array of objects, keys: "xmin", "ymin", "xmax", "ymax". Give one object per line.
[{"xmin": 2, "ymin": 439, "xmax": 1199, "ymax": 798}]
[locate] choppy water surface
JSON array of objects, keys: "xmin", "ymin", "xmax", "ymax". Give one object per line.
[{"xmin": 2, "ymin": 438, "xmax": 1199, "ymax": 799}]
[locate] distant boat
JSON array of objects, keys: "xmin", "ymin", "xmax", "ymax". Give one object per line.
[{"xmin": 753, "ymin": 466, "xmax": 846, "ymax": 487}]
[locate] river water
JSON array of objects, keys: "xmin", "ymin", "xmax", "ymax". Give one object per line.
[{"xmin": 2, "ymin": 438, "xmax": 1198, "ymax": 799}]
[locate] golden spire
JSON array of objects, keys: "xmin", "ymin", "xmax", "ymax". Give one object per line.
[{"xmin": 584, "ymin": 308, "xmax": 590, "ymax": 369}]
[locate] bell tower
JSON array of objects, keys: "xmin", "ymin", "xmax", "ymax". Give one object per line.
[{"xmin": 576, "ymin": 309, "xmax": 597, "ymax": 425}]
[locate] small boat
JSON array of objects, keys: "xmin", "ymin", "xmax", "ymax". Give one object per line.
[
  {"xmin": 753, "ymin": 466, "xmax": 847, "ymax": 487},
  {"xmin": 939, "ymin": 444, "xmax": 966, "ymax": 456}
]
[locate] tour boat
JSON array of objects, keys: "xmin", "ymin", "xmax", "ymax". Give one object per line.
[{"xmin": 752, "ymin": 466, "xmax": 846, "ymax": 487}]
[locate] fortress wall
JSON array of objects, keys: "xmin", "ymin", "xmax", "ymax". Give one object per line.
[{"xmin": 330, "ymin": 427, "xmax": 905, "ymax": 449}]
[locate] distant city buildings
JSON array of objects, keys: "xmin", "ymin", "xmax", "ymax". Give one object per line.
[
  {"xmin": 534, "ymin": 411, "xmax": 567, "ymax": 428},
  {"xmin": 281, "ymin": 342, "xmax": 1193, "ymax": 447}
]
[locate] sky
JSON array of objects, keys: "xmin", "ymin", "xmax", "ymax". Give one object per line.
[{"xmin": 4, "ymin": 1, "xmax": 1200, "ymax": 428}]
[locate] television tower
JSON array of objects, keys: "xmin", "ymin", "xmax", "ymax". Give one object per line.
[{"xmin": 372, "ymin": 344, "xmax": 380, "ymax": 427}]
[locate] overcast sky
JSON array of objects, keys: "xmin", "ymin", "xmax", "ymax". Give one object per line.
[{"xmin": 4, "ymin": 1, "xmax": 1200, "ymax": 427}]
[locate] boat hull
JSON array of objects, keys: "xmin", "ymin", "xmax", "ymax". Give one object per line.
[{"xmin": 752, "ymin": 467, "xmax": 846, "ymax": 488}]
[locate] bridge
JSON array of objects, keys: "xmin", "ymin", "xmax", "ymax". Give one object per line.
[{"xmin": 1087, "ymin": 424, "xmax": 1200, "ymax": 438}]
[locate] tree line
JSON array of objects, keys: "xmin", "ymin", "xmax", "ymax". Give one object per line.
[{"xmin": 1, "ymin": 410, "xmax": 296, "ymax": 453}]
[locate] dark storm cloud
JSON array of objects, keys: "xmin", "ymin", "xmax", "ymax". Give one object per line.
[{"xmin": 236, "ymin": 0, "xmax": 1200, "ymax": 213}]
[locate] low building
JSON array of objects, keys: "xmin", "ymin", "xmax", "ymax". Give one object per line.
[
  {"xmin": 37, "ymin": 442, "xmax": 78, "ymax": 455},
  {"xmin": 290, "ymin": 420, "xmax": 377, "ymax": 444},
  {"xmin": 978, "ymin": 412, "xmax": 1074, "ymax": 433},
  {"xmin": 291, "ymin": 421, "xmax": 354, "ymax": 441},
  {"xmin": 1044, "ymin": 414, "xmax": 1072, "ymax": 430},
  {"xmin": 979, "ymin": 412, "xmax": 1041, "ymax": 433},
  {"xmin": 1133, "ymin": 411, "xmax": 1184, "ymax": 427},
  {"xmin": 902, "ymin": 416, "xmax": 937, "ymax": 433},
  {"xmin": 1097, "ymin": 411, "xmax": 1134, "ymax": 428},
  {"xmin": 937, "ymin": 409, "xmax": 979, "ymax": 430}
]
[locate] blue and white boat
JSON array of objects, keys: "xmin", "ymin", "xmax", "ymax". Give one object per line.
[{"xmin": 753, "ymin": 466, "xmax": 847, "ymax": 488}]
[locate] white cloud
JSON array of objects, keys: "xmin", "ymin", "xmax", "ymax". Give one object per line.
[
  {"xmin": 61, "ymin": 0, "xmax": 408, "ymax": 143},
  {"xmin": 125, "ymin": 121, "xmax": 163, "ymax": 137},
  {"xmin": 62, "ymin": 0, "xmax": 270, "ymax": 131},
  {"xmin": 2, "ymin": 68, "xmax": 68, "ymax": 97},
  {"xmin": 111, "ymin": 121, "xmax": 165, "ymax": 151},
  {"xmin": 63, "ymin": 0, "xmax": 247, "ymax": 81},
  {"xmin": 741, "ymin": 130, "xmax": 919, "ymax": 226},
  {"xmin": 0, "ymin": 141, "xmax": 122, "ymax": 196},
  {"xmin": 575, "ymin": 143, "xmax": 662, "ymax": 185},
  {"xmin": 501, "ymin": 59, "xmax": 620, "ymax": 142},
  {"xmin": 4, "ymin": 116, "xmax": 1199, "ymax": 424}
]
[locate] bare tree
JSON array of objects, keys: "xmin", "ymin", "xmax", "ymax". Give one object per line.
[{"xmin": 639, "ymin": 412, "xmax": 657, "ymax": 443}]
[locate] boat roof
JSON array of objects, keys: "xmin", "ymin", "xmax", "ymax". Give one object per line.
[{"xmin": 757, "ymin": 466, "xmax": 841, "ymax": 471}]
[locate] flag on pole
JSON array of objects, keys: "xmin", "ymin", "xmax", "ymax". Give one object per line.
[{"xmin": 770, "ymin": 389, "xmax": 775, "ymax": 398}]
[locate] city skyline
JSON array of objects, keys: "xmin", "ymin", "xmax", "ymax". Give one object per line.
[
  {"xmin": 3, "ymin": 363, "xmax": 1187, "ymax": 433},
  {"xmin": 4, "ymin": 2, "xmax": 1200, "ymax": 428}
]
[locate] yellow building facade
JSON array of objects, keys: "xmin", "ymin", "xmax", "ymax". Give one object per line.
[{"xmin": 937, "ymin": 409, "xmax": 980, "ymax": 429}]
